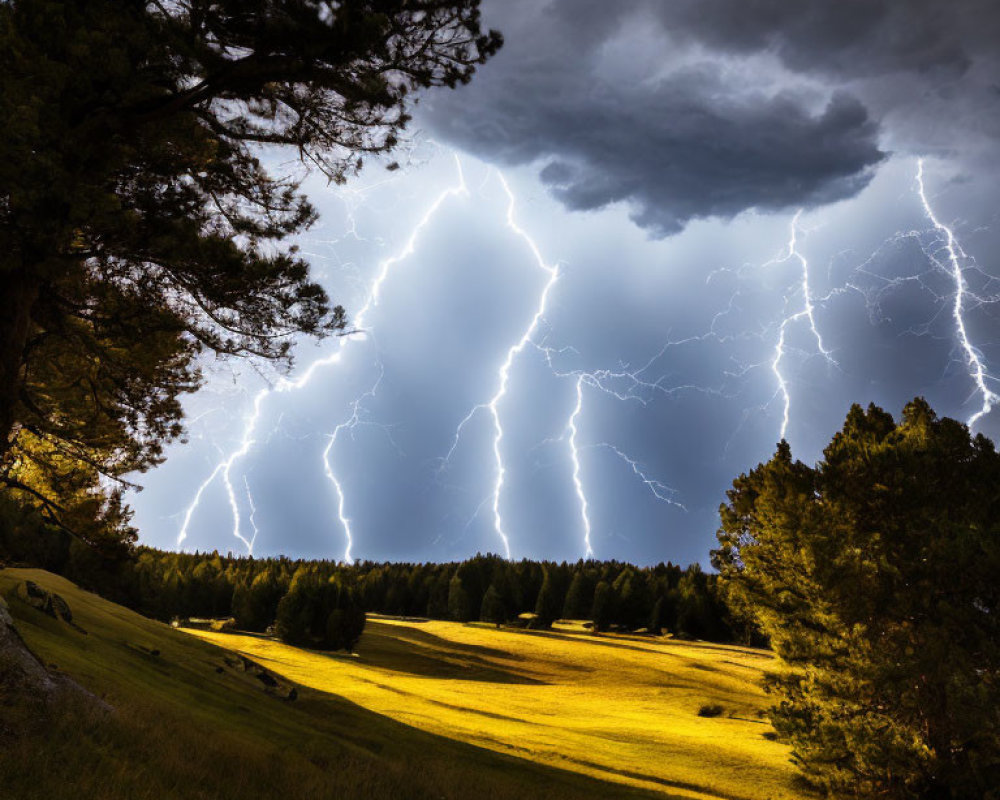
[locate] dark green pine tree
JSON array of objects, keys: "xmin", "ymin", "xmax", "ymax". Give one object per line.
[
  {"xmin": 714, "ymin": 399, "xmax": 1000, "ymax": 799},
  {"xmin": 533, "ymin": 568, "xmax": 561, "ymax": 628},
  {"xmin": 590, "ymin": 581, "xmax": 613, "ymax": 633},
  {"xmin": 562, "ymin": 569, "xmax": 595, "ymax": 620},
  {"xmin": 447, "ymin": 571, "xmax": 473, "ymax": 622},
  {"xmin": 479, "ymin": 584, "xmax": 507, "ymax": 626}
]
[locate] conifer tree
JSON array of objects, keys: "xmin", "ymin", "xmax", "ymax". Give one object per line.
[
  {"xmin": 533, "ymin": 568, "xmax": 561, "ymax": 628},
  {"xmin": 714, "ymin": 399, "xmax": 1000, "ymax": 798},
  {"xmin": 590, "ymin": 580, "xmax": 612, "ymax": 633},
  {"xmin": 479, "ymin": 584, "xmax": 506, "ymax": 626},
  {"xmin": 447, "ymin": 571, "xmax": 472, "ymax": 622}
]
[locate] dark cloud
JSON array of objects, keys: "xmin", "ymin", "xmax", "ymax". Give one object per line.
[
  {"xmin": 421, "ymin": 0, "xmax": 999, "ymax": 236},
  {"xmin": 422, "ymin": 1, "xmax": 886, "ymax": 236},
  {"xmin": 537, "ymin": 85, "xmax": 881, "ymax": 236},
  {"xmin": 641, "ymin": 0, "xmax": 994, "ymax": 79}
]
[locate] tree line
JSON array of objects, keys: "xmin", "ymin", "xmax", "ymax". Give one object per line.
[
  {"xmin": 0, "ymin": 503, "xmax": 749, "ymax": 651},
  {"xmin": 127, "ymin": 549, "xmax": 745, "ymax": 646}
]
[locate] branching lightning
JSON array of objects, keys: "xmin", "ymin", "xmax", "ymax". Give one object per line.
[
  {"xmin": 243, "ymin": 476, "xmax": 260, "ymax": 553},
  {"xmin": 321, "ymin": 366, "xmax": 393, "ymax": 566},
  {"xmin": 915, "ymin": 159, "xmax": 999, "ymax": 429},
  {"xmin": 440, "ymin": 172, "xmax": 561, "ymax": 559},
  {"xmin": 440, "ymin": 173, "xmax": 684, "ymax": 560},
  {"xmin": 769, "ymin": 209, "xmax": 838, "ymax": 440},
  {"xmin": 177, "ymin": 152, "xmax": 999, "ymax": 565},
  {"xmin": 178, "ymin": 156, "xmax": 469, "ymax": 557}
]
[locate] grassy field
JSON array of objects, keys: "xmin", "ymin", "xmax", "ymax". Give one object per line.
[
  {"xmin": 1, "ymin": 568, "xmax": 807, "ymax": 800},
  {"xmin": 189, "ymin": 616, "xmax": 803, "ymax": 800}
]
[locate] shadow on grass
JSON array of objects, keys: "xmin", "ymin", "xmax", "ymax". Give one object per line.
[
  {"xmin": 356, "ymin": 622, "xmax": 547, "ymax": 685},
  {"xmin": 1, "ymin": 568, "xmax": 676, "ymax": 800}
]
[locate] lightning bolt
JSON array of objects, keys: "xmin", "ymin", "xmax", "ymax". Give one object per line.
[
  {"xmin": 769, "ymin": 209, "xmax": 837, "ymax": 440},
  {"xmin": 321, "ymin": 365, "xmax": 393, "ymax": 565},
  {"xmin": 178, "ymin": 156, "xmax": 469, "ymax": 556},
  {"xmin": 566, "ymin": 376, "xmax": 592, "ymax": 558},
  {"xmin": 438, "ymin": 171, "xmax": 561, "ymax": 559},
  {"xmin": 915, "ymin": 158, "xmax": 999, "ymax": 429},
  {"xmin": 441, "ymin": 174, "xmax": 688, "ymax": 559},
  {"xmin": 243, "ymin": 476, "xmax": 260, "ymax": 554},
  {"xmin": 560, "ymin": 373, "xmax": 687, "ymax": 559}
]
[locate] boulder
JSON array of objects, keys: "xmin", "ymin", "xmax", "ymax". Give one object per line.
[{"xmin": 16, "ymin": 581, "xmax": 85, "ymax": 633}]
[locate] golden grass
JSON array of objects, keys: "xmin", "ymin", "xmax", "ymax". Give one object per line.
[
  {"xmin": 0, "ymin": 569, "xmax": 688, "ymax": 800},
  {"xmin": 187, "ymin": 615, "xmax": 805, "ymax": 800}
]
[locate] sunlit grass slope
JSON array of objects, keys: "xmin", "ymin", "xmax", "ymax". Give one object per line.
[
  {"xmin": 0, "ymin": 569, "xmax": 676, "ymax": 800},
  {"xmin": 189, "ymin": 615, "xmax": 805, "ymax": 800}
]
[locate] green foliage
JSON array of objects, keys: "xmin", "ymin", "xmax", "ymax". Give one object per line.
[
  {"xmin": 590, "ymin": 581, "xmax": 612, "ymax": 633},
  {"xmin": 613, "ymin": 568, "xmax": 651, "ymax": 630},
  {"xmin": 562, "ymin": 568, "xmax": 596, "ymax": 619},
  {"xmin": 275, "ymin": 571, "xmax": 364, "ymax": 651},
  {"xmin": 479, "ymin": 584, "xmax": 507, "ymax": 625},
  {"xmin": 533, "ymin": 568, "xmax": 562, "ymax": 628},
  {"xmin": 714, "ymin": 399, "xmax": 1000, "ymax": 798},
  {"xmin": 0, "ymin": 0, "xmax": 500, "ymax": 542},
  {"xmin": 62, "ymin": 548, "xmax": 738, "ymax": 647},
  {"xmin": 232, "ymin": 569, "xmax": 285, "ymax": 632},
  {"xmin": 447, "ymin": 571, "xmax": 473, "ymax": 622}
]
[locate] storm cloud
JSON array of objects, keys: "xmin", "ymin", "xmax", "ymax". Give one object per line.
[{"xmin": 421, "ymin": 0, "xmax": 998, "ymax": 235}]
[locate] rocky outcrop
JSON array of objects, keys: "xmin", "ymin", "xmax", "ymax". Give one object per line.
[
  {"xmin": 0, "ymin": 594, "xmax": 59, "ymax": 700},
  {"xmin": 221, "ymin": 653, "xmax": 298, "ymax": 701},
  {"xmin": 0, "ymin": 584, "xmax": 109, "ymax": 712},
  {"xmin": 16, "ymin": 581, "xmax": 86, "ymax": 633}
]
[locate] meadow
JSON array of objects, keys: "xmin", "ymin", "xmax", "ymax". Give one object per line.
[
  {"xmin": 189, "ymin": 616, "xmax": 801, "ymax": 800},
  {"xmin": 1, "ymin": 568, "xmax": 805, "ymax": 800}
]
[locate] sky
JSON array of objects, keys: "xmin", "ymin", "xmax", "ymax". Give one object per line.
[{"xmin": 128, "ymin": 0, "xmax": 1000, "ymax": 567}]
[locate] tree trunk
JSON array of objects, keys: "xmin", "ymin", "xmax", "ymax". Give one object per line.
[{"xmin": 0, "ymin": 267, "xmax": 38, "ymax": 465}]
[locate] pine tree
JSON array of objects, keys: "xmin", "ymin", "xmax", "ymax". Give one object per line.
[
  {"xmin": 714, "ymin": 399, "xmax": 1000, "ymax": 798},
  {"xmin": 533, "ymin": 568, "xmax": 561, "ymax": 628},
  {"xmin": 447, "ymin": 571, "xmax": 472, "ymax": 622},
  {"xmin": 590, "ymin": 581, "xmax": 613, "ymax": 633},
  {"xmin": 562, "ymin": 569, "xmax": 595, "ymax": 619},
  {"xmin": 479, "ymin": 584, "xmax": 507, "ymax": 626}
]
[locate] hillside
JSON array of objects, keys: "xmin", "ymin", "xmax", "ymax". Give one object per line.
[
  {"xmin": 189, "ymin": 616, "xmax": 803, "ymax": 800},
  {"xmin": 1, "ymin": 568, "xmax": 805, "ymax": 800}
]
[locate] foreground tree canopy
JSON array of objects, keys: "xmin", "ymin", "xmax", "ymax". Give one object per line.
[
  {"xmin": 714, "ymin": 399, "xmax": 1000, "ymax": 799},
  {"xmin": 0, "ymin": 0, "xmax": 500, "ymax": 543}
]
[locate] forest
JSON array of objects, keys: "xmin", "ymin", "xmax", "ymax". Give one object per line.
[{"xmin": 0, "ymin": 497, "xmax": 745, "ymax": 651}]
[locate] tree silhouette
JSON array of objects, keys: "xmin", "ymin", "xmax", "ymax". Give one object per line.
[{"xmin": 0, "ymin": 0, "xmax": 500, "ymax": 536}]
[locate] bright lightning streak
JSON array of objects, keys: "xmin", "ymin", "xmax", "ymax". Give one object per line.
[
  {"xmin": 481, "ymin": 174, "xmax": 563, "ymax": 560},
  {"xmin": 243, "ymin": 476, "xmax": 260, "ymax": 554},
  {"xmin": 440, "ymin": 171, "xmax": 561, "ymax": 559},
  {"xmin": 177, "ymin": 461, "xmax": 224, "ymax": 548},
  {"xmin": 915, "ymin": 158, "xmax": 999, "ymax": 429},
  {"xmin": 548, "ymin": 365, "xmax": 687, "ymax": 559},
  {"xmin": 178, "ymin": 156, "xmax": 469, "ymax": 555},
  {"xmin": 567, "ymin": 377, "xmax": 592, "ymax": 558},
  {"xmin": 441, "ymin": 174, "xmax": 689, "ymax": 559},
  {"xmin": 591, "ymin": 441, "xmax": 687, "ymax": 510},
  {"xmin": 321, "ymin": 366, "xmax": 389, "ymax": 565},
  {"xmin": 322, "ymin": 435, "xmax": 352, "ymax": 565},
  {"xmin": 770, "ymin": 209, "xmax": 837, "ymax": 440}
]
